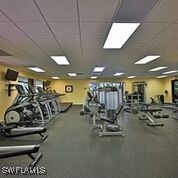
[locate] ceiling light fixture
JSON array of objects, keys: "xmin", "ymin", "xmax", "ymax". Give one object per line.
[
  {"xmin": 68, "ymin": 73, "xmax": 77, "ymax": 76},
  {"xmin": 28, "ymin": 67, "xmax": 45, "ymax": 72},
  {"xmin": 52, "ymin": 77, "xmax": 60, "ymax": 79},
  {"xmin": 113, "ymin": 72, "xmax": 124, "ymax": 76},
  {"xmin": 93, "ymin": 67, "xmax": 105, "ymax": 72},
  {"xmin": 91, "ymin": 76, "xmax": 97, "ymax": 79},
  {"xmin": 135, "ymin": 55, "xmax": 161, "ymax": 64},
  {"xmin": 149, "ymin": 66, "xmax": 167, "ymax": 72},
  {"xmin": 162, "ymin": 70, "xmax": 178, "ymax": 74},
  {"xmin": 103, "ymin": 23, "xmax": 140, "ymax": 49},
  {"xmin": 50, "ymin": 56, "xmax": 70, "ymax": 65},
  {"xmin": 127, "ymin": 76, "xmax": 136, "ymax": 78},
  {"xmin": 156, "ymin": 75, "xmax": 167, "ymax": 78}
]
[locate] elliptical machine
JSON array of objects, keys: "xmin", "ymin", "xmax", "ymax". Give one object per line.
[
  {"xmin": 4, "ymin": 84, "xmax": 46, "ymax": 126},
  {"xmin": 28, "ymin": 85, "xmax": 52, "ymax": 123},
  {"xmin": 37, "ymin": 87, "xmax": 61, "ymax": 117}
]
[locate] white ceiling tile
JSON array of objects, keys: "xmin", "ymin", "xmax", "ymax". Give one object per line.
[
  {"xmin": 82, "ymin": 49, "xmax": 106, "ymax": 58},
  {"xmin": 146, "ymin": 0, "xmax": 178, "ymax": 22},
  {"xmin": 36, "ymin": 0, "xmax": 78, "ymax": 21},
  {"xmin": 59, "ymin": 39, "xmax": 81, "ymax": 49},
  {"xmin": 79, "ymin": 0, "xmax": 119, "ymax": 21},
  {"xmin": 0, "ymin": 22, "xmax": 26, "ymax": 38},
  {"xmin": 0, "ymin": 0, "xmax": 177, "ymax": 78},
  {"xmin": 0, "ymin": 12, "xmax": 9, "ymax": 21},
  {"xmin": 9, "ymin": 38, "xmax": 47, "ymax": 58},
  {"xmin": 0, "ymin": 38, "xmax": 29, "ymax": 58},
  {"xmin": 133, "ymin": 22, "xmax": 170, "ymax": 39},
  {"xmin": 104, "ymin": 51, "xmax": 133, "ymax": 66},
  {"xmin": 166, "ymin": 48, "xmax": 178, "ymax": 56},
  {"xmin": 34, "ymin": 39, "xmax": 63, "ymax": 55},
  {"xmin": 16, "ymin": 22, "xmax": 53, "ymax": 39},
  {"xmin": 81, "ymin": 22, "xmax": 110, "ymax": 38},
  {"xmin": 157, "ymin": 24, "xmax": 178, "ymax": 39},
  {"xmin": 58, "ymin": 39, "xmax": 81, "ymax": 57},
  {"xmin": 167, "ymin": 40, "xmax": 178, "ymax": 49},
  {"xmin": 49, "ymin": 22, "xmax": 79, "ymax": 39},
  {"xmin": 146, "ymin": 39, "xmax": 173, "ymax": 49},
  {"xmin": 115, "ymin": 0, "xmax": 160, "ymax": 22},
  {"xmin": 123, "ymin": 38, "xmax": 152, "ymax": 52},
  {"xmin": 0, "ymin": 56, "xmax": 28, "ymax": 66},
  {"xmin": 0, "ymin": 39, "xmax": 40, "ymax": 66},
  {"xmin": 82, "ymin": 39, "xmax": 104, "ymax": 49},
  {"xmin": 0, "ymin": 0, "xmax": 43, "ymax": 21}
]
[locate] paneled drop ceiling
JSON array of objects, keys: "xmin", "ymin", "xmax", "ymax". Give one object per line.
[{"xmin": 0, "ymin": 0, "xmax": 178, "ymax": 79}]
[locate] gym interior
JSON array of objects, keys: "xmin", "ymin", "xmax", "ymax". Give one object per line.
[{"xmin": 0, "ymin": 0, "xmax": 178, "ymax": 177}]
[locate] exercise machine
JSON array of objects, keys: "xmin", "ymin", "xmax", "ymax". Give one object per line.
[
  {"xmin": 0, "ymin": 122, "xmax": 48, "ymax": 142},
  {"xmin": 87, "ymin": 102, "xmax": 103, "ymax": 129},
  {"xmin": 162, "ymin": 103, "xmax": 178, "ymax": 119},
  {"xmin": 28, "ymin": 85, "xmax": 52, "ymax": 122},
  {"xmin": 4, "ymin": 84, "xmax": 46, "ymax": 126},
  {"xmin": 0, "ymin": 145, "xmax": 42, "ymax": 167},
  {"xmin": 37, "ymin": 87, "xmax": 61, "ymax": 117},
  {"xmin": 132, "ymin": 81, "xmax": 147, "ymax": 103},
  {"xmin": 139, "ymin": 107, "xmax": 164, "ymax": 126},
  {"xmin": 86, "ymin": 91, "xmax": 124, "ymax": 136},
  {"xmin": 80, "ymin": 91, "xmax": 96, "ymax": 116},
  {"xmin": 124, "ymin": 93, "xmax": 141, "ymax": 114},
  {"xmin": 98, "ymin": 104, "xmax": 124, "ymax": 136}
]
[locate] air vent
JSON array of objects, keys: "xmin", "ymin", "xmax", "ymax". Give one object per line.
[
  {"xmin": 114, "ymin": 0, "xmax": 159, "ymax": 22},
  {"xmin": 0, "ymin": 49, "xmax": 12, "ymax": 56}
]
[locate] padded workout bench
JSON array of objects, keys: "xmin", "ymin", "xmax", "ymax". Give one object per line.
[{"xmin": 139, "ymin": 108, "xmax": 164, "ymax": 126}]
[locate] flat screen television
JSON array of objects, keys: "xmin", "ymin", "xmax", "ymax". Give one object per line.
[{"xmin": 5, "ymin": 69, "xmax": 19, "ymax": 81}]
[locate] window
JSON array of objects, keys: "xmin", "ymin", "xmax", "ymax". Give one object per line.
[
  {"xmin": 18, "ymin": 76, "xmax": 28, "ymax": 92},
  {"xmin": 34, "ymin": 80, "xmax": 44, "ymax": 91}
]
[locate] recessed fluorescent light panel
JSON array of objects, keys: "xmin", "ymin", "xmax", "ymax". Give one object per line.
[
  {"xmin": 103, "ymin": 23, "xmax": 140, "ymax": 49},
  {"xmin": 91, "ymin": 76, "xmax": 97, "ymax": 79},
  {"xmin": 114, "ymin": 72, "xmax": 124, "ymax": 76},
  {"xmin": 28, "ymin": 67, "xmax": 45, "ymax": 72},
  {"xmin": 52, "ymin": 77, "xmax": 60, "ymax": 79},
  {"xmin": 50, "ymin": 56, "xmax": 70, "ymax": 65},
  {"xmin": 135, "ymin": 55, "xmax": 161, "ymax": 64},
  {"xmin": 156, "ymin": 75, "xmax": 167, "ymax": 78},
  {"xmin": 68, "ymin": 73, "xmax": 77, "ymax": 76},
  {"xmin": 93, "ymin": 67, "xmax": 105, "ymax": 72},
  {"xmin": 127, "ymin": 76, "xmax": 136, "ymax": 78},
  {"xmin": 162, "ymin": 70, "xmax": 178, "ymax": 74},
  {"xmin": 149, "ymin": 66, "xmax": 167, "ymax": 72}
]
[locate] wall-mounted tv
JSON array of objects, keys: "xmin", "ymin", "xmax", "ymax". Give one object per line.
[{"xmin": 5, "ymin": 69, "xmax": 19, "ymax": 81}]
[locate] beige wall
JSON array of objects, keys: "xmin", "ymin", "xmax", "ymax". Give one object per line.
[
  {"xmin": 123, "ymin": 78, "xmax": 166, "ymax": 103},
  {"xmin": 50, "ymin": 79, "xmax": 89, "ymax": 104},
  {"xmin": 50, "ymin": 77, "xmax": 175, "ymax": 105},
  {"xmin": 0, "ymin": 65, "xmax": 47, "ymax": 121},
  {"xmin": 0, "ymin": 63, "xmax": 175, "ymax": 122}
]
